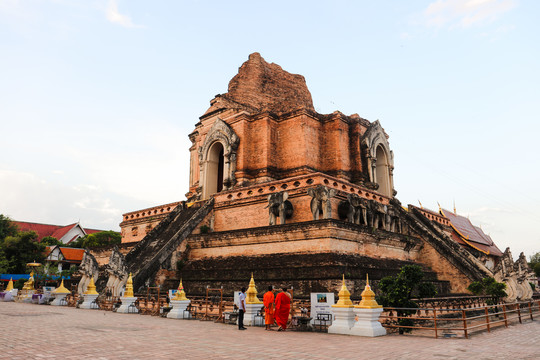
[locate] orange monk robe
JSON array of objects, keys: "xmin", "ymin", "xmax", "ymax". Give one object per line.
[
  {"xmin": 263, "ymin": 291, "xmax": 275, "ymax": 325},
  {"xmin": 274, "ymin": 291, "xmax": 291, "ymax": 329}
]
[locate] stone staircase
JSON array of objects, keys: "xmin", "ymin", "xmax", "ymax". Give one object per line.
[
  {"xmin": 391, "ymin": 199, "xmax": 491, "ymax": 282},
  {"xmin": 126, "ymin": 198, "xmax": 214, "ymax": 291}
]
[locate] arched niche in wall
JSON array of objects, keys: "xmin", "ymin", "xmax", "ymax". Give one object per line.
[
  {"xmin": 361, "ymin": 120, "xmax": 395, "ymax": 198},
  {"xmin": 198, "ymin": 117, "xmax": 239, "ymax": 199}
]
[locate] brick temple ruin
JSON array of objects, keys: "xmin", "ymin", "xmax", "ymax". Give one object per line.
[{"xmin": 100, "ymin": 53, "xmax": 533, "ymax": 299}]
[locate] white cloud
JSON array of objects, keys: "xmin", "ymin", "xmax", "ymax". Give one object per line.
[
  {"xmin": 105, "ymin": 0, "xmax": 142, "ymax": 28},
  {"xmin": 424, "ymin": 0, "xmax": 517, "ymax": 29},
  {"xmin": 0, "ymin": 170, "xmax": 138, "ymax": 230}
]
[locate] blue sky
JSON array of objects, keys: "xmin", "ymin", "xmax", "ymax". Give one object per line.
[{"xmin": 1, "ymin": 0, "xmax": 538, "ymax": 258}]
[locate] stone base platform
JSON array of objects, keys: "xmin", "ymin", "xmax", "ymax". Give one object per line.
[{"xmin": 174, "ymin": 252, "xmax": 449, "ymax": 299}]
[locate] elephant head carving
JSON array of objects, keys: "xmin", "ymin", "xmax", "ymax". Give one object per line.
[
  {"xmin": 267, "ymin": 191, "xmax": 292, "ymax": 225},
  {"xmin": 307, "ymin": 185, "xmax": 336, "ymax": 220}
]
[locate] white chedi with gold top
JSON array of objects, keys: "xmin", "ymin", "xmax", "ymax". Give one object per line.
[
  {"xmin": 350, "ymin": 274, "xmax": 386, "ymax": 337},
  {"xmin": 51, "ymin": 279, "xmax": 70, "ymax": 306},
  {"xmin": 80, "ymin": 277, "xmax": 100, "ymax": 309},
  {"xmin": 1, "ymin": 278, "xmax": 16, "ymax": 302},
  {"xmin": 243, "ymin": 273, "xmax": 264, "ymax": 326},
  {"xmin": 118, "ymin": 273, "xmax": 138, "ymax": 314},
  {"xmin": 328, "ymin": 275, "xmax": 356, "ymax": 335},
  {"xmin": 167, "ymin": 279, "xmax": 191, "ymax": 319}
]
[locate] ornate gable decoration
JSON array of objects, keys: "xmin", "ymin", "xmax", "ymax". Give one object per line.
[
  {"xmin": 198, "ymin": 117, "xmax": 239, "ymax": 163},
  {"xmin": 361, "ymin": 120, "xmax": 393, "ymax": 164}
]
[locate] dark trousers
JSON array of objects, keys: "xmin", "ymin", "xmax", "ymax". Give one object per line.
[{"xmin": 238, "ymin": 309, "xmax": 245, "ymax": 329}]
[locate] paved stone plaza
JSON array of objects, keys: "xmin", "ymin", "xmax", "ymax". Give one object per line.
[{"xmin": 1, "ymin": 302, "xmax": 538, "ymax": 359}]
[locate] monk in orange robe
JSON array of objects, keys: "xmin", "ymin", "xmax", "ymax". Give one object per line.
[
  {"xmin": 263, "ymin": 286, "xmax": 275, "ymax": 330},
  {"xmin": 274, "ymin": 287, "xmax": 291, "ymax": 331}
]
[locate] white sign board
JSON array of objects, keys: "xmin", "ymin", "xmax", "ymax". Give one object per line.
[
  {"xmin": 310, "ymin": 292, "xmax": 335, "ymax": 325},
  {"xmin": 234, "ymin": 291, "xmax": 242, "ymax": 308}
]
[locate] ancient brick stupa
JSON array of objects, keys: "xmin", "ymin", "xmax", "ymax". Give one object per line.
[{"xmin": 120, "ymin": 53, "xmax": 502, "ymax": 298}]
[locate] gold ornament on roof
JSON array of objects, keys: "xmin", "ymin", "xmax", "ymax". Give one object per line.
[
  {"xmin": 246, "ymin": 273, "xmax": 262, "ymax": 304},
  {"xmin": 124, "ymin": 273, "xmax": 134, "ymax": 297},
  {"xmin": 5, "ymin": 278, "xmax": 14, "ymax": 292},
  {"xmin": 84, "ymin": 277, "xmax": 99, "ymax": 295},
  {"xmin": 333, "ymin": 274, "xmax": 354, "ymax": 308},
  {"xmin": 53, "ymin": 279, "xmax": 70, "ymax": 294},
  {"xmin": 356, "ymin": 274, "xmax": 382, "ymax": 309},
  {"xmin": 173, "ymin": 279, "xmax": 189, "ymax": 301}
]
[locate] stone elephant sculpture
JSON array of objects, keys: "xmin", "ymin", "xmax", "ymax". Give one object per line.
[
  {"xmin": 338, "ymin": 193, "xmax": 368, "ymax": 225},
  {"xmin": 385, "ymin": 205, "xmax": 402, "ymax": 233},
  {"xmin": 369, "ymin": 200, "xmax": 387, "ymax": 229},
  {"xmin": 307, "ymin": 185, "xmax": 336, "ymax": 220},
  {"xmin": 266, "ymin": 191, "xmax": 293, "ymax": 225}
]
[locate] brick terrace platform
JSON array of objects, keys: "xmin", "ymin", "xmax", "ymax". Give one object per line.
[{"xmin": 1, "ymin": 302, "xmax": 539, "ymax": 359}]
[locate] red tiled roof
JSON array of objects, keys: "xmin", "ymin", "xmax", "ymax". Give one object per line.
[
  {"xmin": 441, "ymin": 209, "xmax": 503, "ymax": 256},
  {"xmin": 59, "ymin": 248, "xmax": 84, "ymax": 262},
  {"xmin": 84, "ymin": 228, "xmax": 102, "ymax": 235},
  {"xmin": 51, "ymin": 224, "xmax": 77, "ymax": 241},
  {"xmin": 15, "ymin": 221, "xmax": 64, "ymax": 241},
  {"xmin": 14, "ymin": 221, "xmax": 106, "ymax": 242}
]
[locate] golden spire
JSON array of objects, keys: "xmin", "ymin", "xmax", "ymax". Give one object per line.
[
  {"xmin": 53, "ymin": 279, "xmax": 70, "ymax": 294},
  {"xmin": 356, "ymin": 274, "xmax": 382, "ymax": 309},
  {"xmin": 172, "ymin": 279, "xmax": 189, "ymax": 301},
  {"xmin": 418, "ymin": 200, "xmax": 423, "ymax": 209},
  {"xmin": 5, "ymin": 278, "xmax": 14, "ymax": 292},
  {"xmin": 124, "ymin": 273, "xmax": 134, "ymax": 297},
  {"xmin": 84, "ymin": 277, "xmax": 99, "ymax": 295},
  {"xmin": 333, "ymin": 274, "xmax": 354, "ymax": 308},
  {"xmin": 246, "ymin": 273, "xmax": 262, "ymax": 304},
  {"xmin": 453, "ymin": 200, "xmax": 456, "ymax": 215}
]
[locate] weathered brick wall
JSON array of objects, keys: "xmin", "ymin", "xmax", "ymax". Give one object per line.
[
  {"xmin": 186, "ymin": 219, "xmax": 421, "ymax": 262},
  {"xmin": 89, "ymin": 242, "xmax": 137, "ymax": 266},
  {"xmin": 414, "ymin": 243, "xmax": 472, "ymax": 293}
]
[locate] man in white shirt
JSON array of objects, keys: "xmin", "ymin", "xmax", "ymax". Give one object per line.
[{"xmin": 238, "ymin": 287, "xmax": 247, "ymax": 330}]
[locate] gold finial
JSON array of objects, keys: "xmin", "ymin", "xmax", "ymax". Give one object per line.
[
  {"xmin": 84, "ymin": 277, "xmax": 99, "ymax": 295},
  {"xmin": 5, "ymin": 278, "xmax": 14, "ymax": 292},
  {"xmin": 172, "ymin": 279, "xmax": 188, "ymax": 301},
  {"xmin": 453, "ymin": 200, "xmax": 456, "ymax": 215},
  {"xmin": 124, "ymin": 273, "xmax": 134, "ymax": 297},
  {"xmin": 333, "ymin": 274, "xmax": 353, "ymax": 308},
  {"xmin": 246, "ymin": 273, "xmax": 262, "ymax": 304},
  {"xmin": 356, "ymin": 274, "xmax": 382, "ymax": 309},
  {"xmin": 418, "ymin": 200, "xmax": 423, "ymax": 209},
  {"xmin": 53, "ymin": 279, "xmax": 70, "ymax": 294}
]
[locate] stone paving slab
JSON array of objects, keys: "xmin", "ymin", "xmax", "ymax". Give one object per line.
[{"xmin": 1, "ymin": 302, "xmax": 539, "ymax": 359}]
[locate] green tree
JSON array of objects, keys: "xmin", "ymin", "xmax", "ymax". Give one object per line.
[
  {"xmin": 0, "ymin": 214, "xmax": 18, "ymax": 241},
  {"xmin": 533, "ymin": 263, "xmax": 540, "ymax": 278},
  {"xmin": 41, "ymin": 236, "xmax": 62, "ymax": 246},
  {"xmin": 67, "ymin": 236, "xmax": 84, "ymax": 248},
  {"xmin": 378, "ymin": 265, "xmax": 437, "ymax": 333},
  {"xmin": 69, "ymin": 231, "xmax": 121, "ymax": 248},
  {"xmin": 1, "ymin": 231, "xmax": 46, "ymax": 273},
  {"xmin": 467, "ymin": 277, "xmax": 507, "ymax": 305},
  {"xmin": 529, "ymin": 252, "xmax": 540, "ymax": 267}
]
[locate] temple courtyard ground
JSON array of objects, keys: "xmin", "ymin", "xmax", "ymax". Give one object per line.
[{"xmin": 1, "ymin": 302, "xmax": 538, "ymax": 359}]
